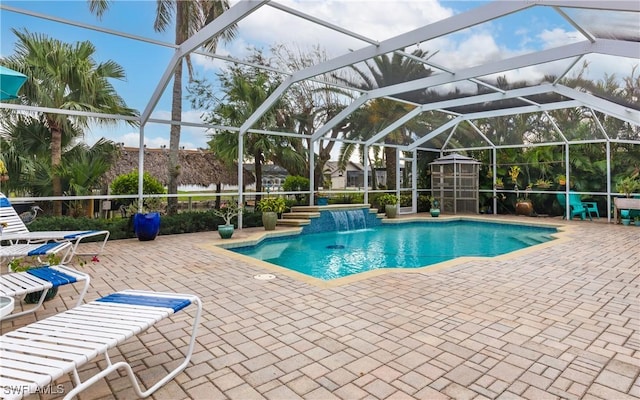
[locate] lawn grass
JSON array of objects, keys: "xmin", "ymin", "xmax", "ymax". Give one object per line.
[{"xmin": 177, "ymin": 190, "xmax": 255, "ymax": 202}]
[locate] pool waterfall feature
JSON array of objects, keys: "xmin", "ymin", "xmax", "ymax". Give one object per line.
[{"xmin": 290, "ymin": 204, "xmax": 382, "ymax": 234}]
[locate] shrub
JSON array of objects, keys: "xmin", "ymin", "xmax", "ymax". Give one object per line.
[
  {"xmin": 377, "ymin": 193, "xmax": 398, "ymax": 206},
  {"xmin": 257, "ymin": 197, "xmax": 287, "ymax": 213},
  {"xmin": 110, "ymin": 170, "xmax": 165, "ymax": 206},
  {"xmin": 28, "ymin": 209, "xmax": 265, "ymax": 241},
  {"xmin": 282, "ymin": 175, "xmax": 310, "ymax": 202}
]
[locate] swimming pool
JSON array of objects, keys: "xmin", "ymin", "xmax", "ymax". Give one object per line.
[{"xmin": 231, "ymin": 220, "xmax": 557, "ymax": 280}]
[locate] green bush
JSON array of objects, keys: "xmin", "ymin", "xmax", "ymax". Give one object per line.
[
  {"xmin": 27, "ymin": 209, "xmax": 264, "ymax": 241},
  {"xmin": 282, "ymin": 175, "xmax": 310, "ymax": 202},
  {"xmin": 417, "ymin": 195, "xmax": 429, "ymax": 212},
  {"xmin": 110, "ymin": 170, "xmax": 165, "ymax": 206},
  {"xmin": 257, "ymin": 197, "xmax": 287, "ymax": 213},
  {"xmin": 399, "ymin": 195, "xmax": 412, "ymax": 207},
  {"xmin": 377, "ymin": 193, "xmax": 398, "ymax": 206}
]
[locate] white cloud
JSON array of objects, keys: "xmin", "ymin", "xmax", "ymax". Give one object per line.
[
  {"xmin": 539, "ymin": 28, "xmax": 582, "ymax": 49},
  {"xmin": 72, "ymin": 1, "xmax": 640, "ymax": 156}
]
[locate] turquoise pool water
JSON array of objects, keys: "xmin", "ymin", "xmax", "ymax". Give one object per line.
[{"xmin": 232, "ymin": 220, "xmax": 557, "ymax": 280}]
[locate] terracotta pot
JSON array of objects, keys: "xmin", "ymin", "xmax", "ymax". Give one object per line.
[{"xmin": 515, "ymin": 201, "xmax": 534, "ymax": 216}]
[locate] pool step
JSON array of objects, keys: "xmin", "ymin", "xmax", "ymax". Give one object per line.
[
  {"xmin": 514, "ymin": 234, "xmax": 553, "ymax": 246},
  {"xmin": 277, "ymin": 204, "xmax": 375, "ymax": 228},
  {"xmin": 277, "ymin": 218, "xmax": 311, "ymax": 227},
  {"xmin": 282, "ymin": 211, "xmax": 320, "ymax": 219}
]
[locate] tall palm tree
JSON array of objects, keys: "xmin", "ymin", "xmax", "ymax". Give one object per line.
[
  {"xmin": 1, "ymin": 29, "xmax": 137, "ymax": 215},
  {"xmin": 333, "ymin": 49, "xmax": 435, "ymax": 190},
  {"xmin": 89, "ymin": 0, "xmax": 236, "ymax": 215},
  {"xmin": 198, "ymin": 66, "xmax": 291, "ymax": 201}
]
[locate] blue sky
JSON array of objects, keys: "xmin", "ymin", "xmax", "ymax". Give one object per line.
[{"xmin": 1, "ymin": 1, "xmax": 636, "ymax": 152}]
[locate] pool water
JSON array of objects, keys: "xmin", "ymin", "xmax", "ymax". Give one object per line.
[{"xmin": 232, "ymin": 220, "xmax": 557, "ymax": 280}]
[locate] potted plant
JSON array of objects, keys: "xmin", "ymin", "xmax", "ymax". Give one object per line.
[
  {"xmin": 126, "ymin": 196, "xmax": 165, "ymax": 241},
  {"xmin": 616, "ymin": 176, "xmax": 639, "ymax": 198},
  {"xmin": 494, "ymin": 177, "xmax": 504, "ymax": 189},
  {"xmin": 212, "ymin": 201, "xmax": 240, "ymax": 239},
  {"xmin": 316, "ymin": 192, "xmax": 329, "ymax": 206},
  {"xmin": 111, "ymin": 171, "xmax": 165, "ymax": 241},
  {"xmin": 616, "ymin": 176, "xmax": 639, "ymax": 225},
  {"xmin": 508, "ymin": 166, "xmax": 521, "ymax": 186},
  {"xmin": 515, "ymin": 184, "xmax": 534, "ymax": 216},
  {"xmin": 556, "ymin": 174, "xmax": 566, "ymax": 187},
  {"xmin": 535, "ymin": 178, "xmax": 551, "ymax": 189},
  {"xmin": 378, "ymin": 193, "xmax": 398, "ymax": 218},
  {"xmin": 257, "ymin": 197, "xmax": 287, "ymax": 231},
  {"xmin": 426, "ymin": 195, "xmax": 440, "ymax": 217}
]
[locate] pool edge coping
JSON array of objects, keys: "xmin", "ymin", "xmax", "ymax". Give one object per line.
[{"xmin": 198, "ymin": 216, "xmax": 574, "ymax": 289}]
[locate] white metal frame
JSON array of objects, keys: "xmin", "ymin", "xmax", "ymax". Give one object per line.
[{"xmin": 0, "ymin": 0, "xmax": 638, "ymax": 225}]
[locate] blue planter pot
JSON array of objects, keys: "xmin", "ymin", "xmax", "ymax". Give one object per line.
[
  {"xmin": 316, "ymin": 197, "xmax": 329, "ymax": 206},
  {"xmin": 133, "ymin": 212, "xmax": 161, "ymax": 241}
]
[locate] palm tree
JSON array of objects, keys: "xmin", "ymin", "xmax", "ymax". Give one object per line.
[
  {"xmin": 58, "ymin": 139, "xmax": 118, "ymax": 216},
  {"xmin": 197, "ymin": 66, "xmax": 290, "ymax": 201},
  {"xmin": 1, "ymin": 29, "xmax": 137, "ymax": 215},
  {"xmin": 89, "ymin": 0, "xmax": 236, "ymax": 215},
  {"xmin": 333, "ymin": 49, "xmax": 435, "ymax": 190}
]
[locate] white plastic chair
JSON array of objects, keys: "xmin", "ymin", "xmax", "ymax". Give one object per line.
[{"xmin": 0, "ymin": 290, "xmax": 202, "ymax": 400}]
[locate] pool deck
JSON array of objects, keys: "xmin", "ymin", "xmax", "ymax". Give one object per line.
[{"xmin": 2, "ymin": 214, "xmax": 639, "ymax": 400}]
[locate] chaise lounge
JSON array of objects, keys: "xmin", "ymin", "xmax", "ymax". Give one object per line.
[
  {"xmin": 0, "ymin": 193, "xmax": 110, "ymax": 263},
  {"xmin": 0, "ymin": 290, "xmax": 201, "ymax": 400},
  {"xmin": 0, "ymin": 263, "xmax": 90, "ymax": 320}
]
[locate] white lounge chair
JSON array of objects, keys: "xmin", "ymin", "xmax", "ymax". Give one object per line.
[
  {"xmin": 0, "ymin": 290, "xmax": 202, "ymax": 400},
  {"xmin": 0, "ymin": 263, "xmax": 90, "ymax": 320},
  {"xmin": 0, "ymin": 193, "xmax": 110, "ymax": 262},
  {"xmin": 0, "ymin": 241, "xmax": 73, "ymax": 265}
]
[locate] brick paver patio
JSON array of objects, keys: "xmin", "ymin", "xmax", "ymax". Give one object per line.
[{"xmin": 2, "ymin": 215, "xmax": 639, "ymax": 400}]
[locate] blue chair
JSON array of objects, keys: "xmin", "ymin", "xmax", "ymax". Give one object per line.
[
  {"xmin": 582, "ymin": 201, "xmax": 600, "ymax": 219},
  {"xmin": 557, "ymin": 193, "xmax": 590, "ymax": 221}
]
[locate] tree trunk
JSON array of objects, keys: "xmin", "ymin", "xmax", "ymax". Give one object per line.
[
  {"xmin": 167, "ymin": 62, "xmax": 182, "ymax": 215},
  {"xmin": 385, "ymin": 146, "xmax": 396, "ymax": 190},
  {"xmin": 254, "ymin": 151, "xmax": 263, "ymax": 203},
  {"xmin": 48, "ymin": 116, "xmax": 63, "ymax": 216},
  {"xmin": 368, "ymin": 153, "xmax": 377, "ymax": 190},
  {"xmin": 167, "ymin": 5, "xmax": 186, "ymax": 216},
  {"xmin": 215, "ymin": 183, "xmax": 222, "ymax": 209}
]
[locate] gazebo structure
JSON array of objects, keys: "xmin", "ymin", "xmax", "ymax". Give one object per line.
[
  {"xmin": 430, "ymin": 154, "xmax": 481, "ymax": 215},
  {"xmin": 0, "ymin": 1, "xmax": 638, "ymax": 224}
]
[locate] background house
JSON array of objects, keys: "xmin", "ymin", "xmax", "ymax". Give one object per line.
[
  {"xmin": 242, "ymin": 164, "xmax": 289, "ymax": 192},
  {"xmin": 324, "ymin": 161, "xmax": 393, "ymax": 190}
]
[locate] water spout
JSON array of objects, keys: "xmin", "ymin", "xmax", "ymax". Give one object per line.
[{"xmin": 329, "ymin": 209, "xmax": 367, "ymax": 231}]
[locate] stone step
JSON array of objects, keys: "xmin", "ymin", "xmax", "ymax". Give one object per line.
[
  {"xmin": 277, "ymin": 218, "xmax": 310, "ymax": 226},
  {"xmin": 290, "ymin": 204, "xmax": 372, "ymax": 213},
  {"xmin": 282, "ymin": 212, "xmax": 320, "ymax": 219}
]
